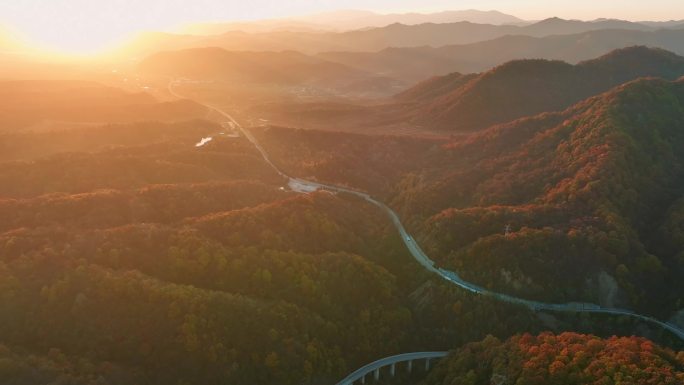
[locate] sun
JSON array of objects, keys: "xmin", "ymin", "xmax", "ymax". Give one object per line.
[{"xmin": 1, "ymin": 3, "xmax": 154, "ymax": 56}]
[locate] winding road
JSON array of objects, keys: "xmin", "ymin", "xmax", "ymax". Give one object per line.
[{"xmin": 168, "ymin": 80, "xmax": 684, "ymax": 371}]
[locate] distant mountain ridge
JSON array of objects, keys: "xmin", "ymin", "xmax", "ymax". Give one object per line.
[
  {"xmin": 181, "ymin": 9, "xmax": 526, "ymax": 35},
  {"xmin": 401, "ymin": 46, "xmax": 684, "ymax": 131},
  {"xmin": 319, "ymin": 27, "xmax": 684, "ymax": 82},
  {"xmin": 292, "ymin": 9, "xmax": 526, "ymax": 30},
  {"xmin": 120, "ymin": 17, "xmax": 681, "ymax": 59}
]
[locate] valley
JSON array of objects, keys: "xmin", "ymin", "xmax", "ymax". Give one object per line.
[
  {"xmin": 168, "ymin": 68, "xmax": 684, "ymax": 341},
  {"xmin": 2, "ymin": 4, "xmax": 684, "ymax": 385}
]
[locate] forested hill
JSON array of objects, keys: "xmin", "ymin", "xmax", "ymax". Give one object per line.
[
  {"xmin": 424, "ymin": 332, "xmax": 684, "ymax": 385},
  {"xmin": 0, "ymin": 82, "xmax": 554, "ymax": 384},
  {"xmin": 255, "ymin": 77, "xmax": 684, "ymax": 319},
  {"xmin": 403, "ymin": 46, "xmax": 684, "ymax": 131},
  {"xmin": 394, "ymin": 72, "xmax": 477, "ymax": 103},
  {"xmin": 412, "ymin": 77, "xmax": 684, "ymax": 315}
]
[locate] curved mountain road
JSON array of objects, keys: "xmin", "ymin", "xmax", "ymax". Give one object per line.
[
  {"xmin": 169, "ymin": 80, "xmax": 684, "ymax": 343},
  {"xmin": 334, "ymin": 352, "xmax": 448, "ymax": 385}
]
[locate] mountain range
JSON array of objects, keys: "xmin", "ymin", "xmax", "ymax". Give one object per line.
[
  {"xmin": 119, "ymin": 17, "xmax": 684, "ymax": 60},
  {"xmin": 319, "ymin": 27, "xmax": 684, "ymax": 82},
  {"xmin": 253, "ymin": 75, "xmax": 684, "ymax": 315},
  {"xmin": 181, "ymin": 9, "xmax": 527, "ymax": 34},
  {"xmin": 401, "ymin": 46, "xmax": 684, "ymax": 130},
  {"xmin": 228, "ymin": 47, "xmax": 684, "ymax": 133},
  {"xmin": 290, "ymin": 9, "xmax": 527, "ymax": 30}
]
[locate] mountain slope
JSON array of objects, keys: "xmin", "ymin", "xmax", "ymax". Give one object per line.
[
  {"xmin": 425, "ymin": 332, "xmax": 684, "ymax": 385},
  {"xmin": 255, "ymin": 77, "xmax": 684, "ymax": 318},
  {"xmin": 138, "ymin": 47, "xmax": 397, "ymax": 95},
  {"xmin": 410, "ymin": 78, "xmax": 684, "ymax": 313},
  {"xmin": 405, "ymin": 47, "xmax": 684, "ymax": 131},
  {"xmin": 395, "ymin": 73, "xmax": 480, "ymax": 103}
]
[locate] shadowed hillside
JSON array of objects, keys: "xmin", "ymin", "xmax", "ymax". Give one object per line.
[
  {"xmin": 251, "ymin": 47, "xmax": 684, "ymax": 135},
  {"xmin": 404, "ymin": 47, "xmax": 684, "ymax": 131},
  {"xmin": 403, "ymin": 78, "xmax": 684, "ymax": 314}
]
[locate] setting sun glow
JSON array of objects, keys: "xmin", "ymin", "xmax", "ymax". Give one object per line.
[
  {"xmin": 2, "ymin": 0, "xmax": 683, "ymax": 55},
  {"xmin": 15, "ymin": 27, "xmax": 129, "ymax": 55},
  {"xmin": 0, "ymin": 1, "xmax": 169, "ymax": 55}
]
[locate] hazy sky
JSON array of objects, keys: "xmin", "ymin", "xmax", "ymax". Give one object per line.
[{"xmin": 1, "ymin": 0, "xmax": 683, "ymax": 53}]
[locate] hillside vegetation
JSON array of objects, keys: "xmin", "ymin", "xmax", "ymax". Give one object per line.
[
  {"xmin": 5, "ymin": 23, "xmax": 684, "ymax": 385},
  {"xmin": 424, "ymin": 332, "xmax": 684, "ymax": 385},
  {"xmin": 256, "ymin": 77, "xmax": 684, "ymax": 319},
  {"xmin": 0, "ymin": 84, "xmax": 553, "ymax": 384},
  {"xmin": 404, "ymin": 47, "xmax": 684, "ymax": 131}
]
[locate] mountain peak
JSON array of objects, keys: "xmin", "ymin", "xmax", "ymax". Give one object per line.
[
  {"xmin": 590, "ymin": 45, "xmax": 678, "ymax": 61},
  {"xmin": 537, "ymin": 16, "xmax": 569, "ymax": 24},
  {"xmin": 580, "ymin": 46, "xmax": 684, "ymax": 78}
]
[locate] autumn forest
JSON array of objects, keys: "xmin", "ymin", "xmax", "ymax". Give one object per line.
[{"xmin": 2, "ymin": 3, "xmax": 684, "ymax": 385}]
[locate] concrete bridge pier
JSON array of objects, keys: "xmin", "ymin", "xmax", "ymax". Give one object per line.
[
  {"xmin": 390, "ymin": 363, "xmax": 396, "ymax": 377},
  {"xmin": 425, "ymin": 358, "xmax": 431, "ymax": 371},
  {"xmin": 373, "ymin": 368, "xmax": 380, "ymax": 381},
  {"xmin": 360, "ymin": 374, "xmax": 365, "ymax": 384},
  {"xmin": 407, "ymin": 360, "xmax": 412, "ymax": 373}
]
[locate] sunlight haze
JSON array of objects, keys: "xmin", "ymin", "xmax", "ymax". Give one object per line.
[{"xmin": 1, "ymin": 0, "xmax": 683, "ymax": 54}]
